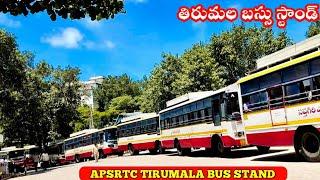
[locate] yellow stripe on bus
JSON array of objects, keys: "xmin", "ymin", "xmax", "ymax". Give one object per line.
[
  {"xmin": 160, "ymin": 129, "xmax": 227, "ymax": 140},
  {"xmin": 245, "ymin": 117, "xmax": 320, "ymax": 131},
  {"xmin": 118, "ymin": 137, "xmax": 160, "ymax": 145},
  {"xmin": 118, "ymin": 129, "xmax": 228, "ymax": 145},
  {"xmin": 237, "ymin": 51, "xmax": 320, "ymax": 84},
  {"xmin": 243, "ymin": 100, "xmax": 320, "ymax": 120}
]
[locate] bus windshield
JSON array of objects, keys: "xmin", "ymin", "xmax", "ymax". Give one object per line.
[
  {"xmin": 105, "ymin": 129, "xmax": 117, "ymax": 142},
  {"xmin": 226, "ymin": 92, "xmax": 241, "ymax": 120},
  {"xmin": 8, "ymin": 150, "xmax": 24, "ymax": 159}
]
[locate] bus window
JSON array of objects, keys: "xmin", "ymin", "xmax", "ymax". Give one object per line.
[
  {"xmin": 183, "ymin": 114, "xmax": 189, "ymax": 123},
  {"xmin": 212, "ymin": 99, "xmax": 221, "ymax": 126},
  {"xmin": 241, "ymin": 78, "xmax": 260, "ymax": 94},
  {"xmin": 285, "ymin": 79, "xmax": 311, "ymax": 103},
  {"xmin": 178, "ymin": 115, "xmax": 184, "ymax": 125},
  {"xmin": 269, "ymin": 86, "xmax": 283, "ymax": 100},
  {"xmin": 312, "ymin": 76, "xmax": 320, "ymax": 98},
  {"xmin": 310, "ymin": 58, "xmax": 320, "ymax": 75},
  {"xmin": 282, "ymin": 62, "xmax": 309, "ymax": 82},
  {"xmin": 260, "ymin": 72, "xmax": 282, "ymax": 89}
]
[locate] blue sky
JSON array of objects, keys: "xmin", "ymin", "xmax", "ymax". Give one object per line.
[{"xmin": 0, "ymin": 0, "xmax": 317, "ymax": 80}]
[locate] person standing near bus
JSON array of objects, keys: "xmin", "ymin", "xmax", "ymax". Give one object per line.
[
  {"xmin": 92, "ymin": 144, "xmax": 99, "ymax": 163},
  {"xmin": 40, "ymin": 150, "xmax": 49, "ymax": 170}
]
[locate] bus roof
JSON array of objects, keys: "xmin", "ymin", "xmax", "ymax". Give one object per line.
[
  {"xmin": 118, "ymin": 113, "xmax": 158, "ymax": 126},
  {"xmin": 159, "ymin": 84, "xmax": 238, "ymax": 114},
  {"xmin": 256, "ymin": 34, "xmax": 320, "ymax": 70},
  {"xmin": 69, "ymin": 129, "xmax": 99, "ymax": 138},
  {"xmin": 0, "ymin": 147, "xmax": 24, "ymax": 153},
  {"xmin": 64, "ymin": 129, "xmax": 100, "ymax": 142},
  {"xmin": 24, "ymin": 145, "xmax": 39, "ymax": 150},
  {"xmin": 99, "ymin": 125, "xmax": 117, "ymax": 131},
  {"xmin": 237, "ymin": 50, "xmax": 320, "ymax": 84}
]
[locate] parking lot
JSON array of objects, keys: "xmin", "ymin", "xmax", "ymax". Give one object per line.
[{"xmin": 12, "ymin": 146, "xmax": 319, "ymax": 180}]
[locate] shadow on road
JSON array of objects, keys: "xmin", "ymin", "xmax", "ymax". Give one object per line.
[
  {"xmin": 252, "ymin": 152, "xmax": 304, "ymax": 162},
  {"xmin": 166, "ymin": 148, "xmax": 287, "ymax": 159}
]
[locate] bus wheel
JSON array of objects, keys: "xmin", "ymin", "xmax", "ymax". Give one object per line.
[
  {"xmin": 300, "ymin": 130, "xmax": 320, "ymax": 162},
  {"xmin": 150, "ymin": 141, "xmax": 163, "ymax": 154},
  {"xmin": 128, "ymin": 144, "xmax": 138, "ymax": 156},
  {"xmin": 155, "ymin": 141, "xmax": 164, "ymax": 154},
  {"xmin": 118, "ymin": 151, "xmax": 124, "ymax": 156},
  {"xmin": 75, "ymin": 155, "xmax": 80, "ymax": 163},
  {"xmin": 212, "ymin": 137, "xmax": 225, "ymax": 157},
  {"xmin": 176, "ymin": 141, "xmax": 190, "ymax": 156},
  {"xmin": 257, "ymin": 146, "xmax": 270, "ymax": 154},
  {"xmin": 99, "ymin": 150, "xmax": 105, "ymax": 159}
]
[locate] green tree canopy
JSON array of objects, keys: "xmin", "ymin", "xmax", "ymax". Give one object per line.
[
  {"xmin": 306, "ymin": 21, "xmax": 320, "ymax": 38},
  {"xmin": 209, "ymin": 25, "xmax": 292, "ymax": 84},
  {"xmin": 0, "ymin": 30, "xmax": 81, "ymax": 147},
  {"xmin": 93, "ymin": 74, "xmax": 141, "ymax": 111},
  {"xmin": 140, "ymin": 53, "xmax": 181, "ymax": 112},
  {"xmin": 0, "ymin": 0, "xmax": 124, "ymax": 21},
  {"xmin": 173, "ymin": 43, "xmax": 225, "ymax": 95}
]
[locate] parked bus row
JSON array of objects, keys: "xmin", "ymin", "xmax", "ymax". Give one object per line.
[{"xmin": 1, "ymin": 36, "xmax": 320, "ymax": 173}]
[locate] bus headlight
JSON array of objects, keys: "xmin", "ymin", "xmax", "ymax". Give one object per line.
[{"xmin": 237, "ymin": 131, "xmax": 244, "ymax": 137}]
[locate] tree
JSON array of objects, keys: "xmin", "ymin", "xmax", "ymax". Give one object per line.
[
  {"xmin": 173, "ymin": 43, "xmax": 225, "ymax": 95},
  {"xmin": 0, "ymin": 0, "xmax": 124, "ymax": 21},
  {"xmin": 49, "ymin": 66, "xmax": 82, "ymax": 140},
  {"xmin": 306, "ymin": 21, "xmax": 320, "ymax": 38},
  {"xmin": 209, "ymin": 25, "xmax": 292, "ymax": 85},
  {"xmin": 93, "ymin": 74, "xmax": 141, "ymax": 111},
  {"xmin": 140, "ymin": 53, "xmax": 181, "ymax": 112},
  {"xmin": 0, "ymin": 29, "xmax": 81, "ymax": 147},
  {"xmin": 0, "ymin": 30, "xmax": 31, "ymax": 147}
]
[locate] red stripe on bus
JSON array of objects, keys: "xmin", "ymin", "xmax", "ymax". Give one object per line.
[
  {"xmin": 247, "ymin": 128, "xmax": 320, "ymax": 146},
  {"xmin": 161, "ymin": 136, "xmax": 242, "ymax": 149},
  {"xmin": 102, "ymin": 148, "xmax": 117, "ymax": 155},
  {"xmin": 246, "ymin": 130, "xmax": 295, "ymax": 146}
]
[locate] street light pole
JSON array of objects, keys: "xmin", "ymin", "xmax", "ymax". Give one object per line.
[{"xmin": 90, "ymin": 90, "xmax": 94, "ymax": 129}]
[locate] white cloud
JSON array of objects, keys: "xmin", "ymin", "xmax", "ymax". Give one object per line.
[
  {"xmin": 0, "ymin": 14, "xmax": 21, "ymax": 28},
  {"xmin": 42, "ymin": 28, "xmax": 83, "ymax": 49},
  {"xmin": 104, "ymin": 40, "xmax": 115, "ymax": 49}
]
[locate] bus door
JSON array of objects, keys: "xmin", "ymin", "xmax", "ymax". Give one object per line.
[
  {"xmin": 267, "ymin": 86, "xmax": 288, "ymax": 126},
  {"xmin": 212, "ymin": 98, "xmax": 221, "ymax": 126}
]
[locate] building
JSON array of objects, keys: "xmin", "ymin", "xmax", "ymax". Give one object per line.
[{"xmin": 80, "ymin": 76, "xmax": 105, "ymax": 107}]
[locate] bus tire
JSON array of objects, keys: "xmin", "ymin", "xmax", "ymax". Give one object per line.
[
  {"xmin": 128, "ymin": 144, "xmax": 138, "ymax": 156},
  {"xmin": 118, "ymin": 151, "xmax": 124, "ymax": 156},
  {"xmin": 212, "ymin": 136, "xmax": 225, "ymax": 157},
  {"xmin": 155, "ymin": 141, "xmax": 164, "ymax": 154},
  {"xmin": 176, "ymin": 141, "xmax": 190, "ymax": 156},
  {"xmin": 150, "ymin": 141, "xmax": 163, "ymax": 154},
  {"xmin": 299, "ymin": 130, "xmax": 320, "ymax": 162},
  {"xmin": 75, "ymin": 155, "xmax": 80, "ymax": 163},
  {"xmin": 257, "ymin": 146, "xmax": 270, "ymax": 154},
  {"xmin": 99, "ymin": 150, "xmax": 105, "ymax": 159}
]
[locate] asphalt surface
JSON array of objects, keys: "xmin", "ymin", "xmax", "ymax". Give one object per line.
[{"xmin": 12, "ymin": 146, "xmax": 319, "ymax": 180}]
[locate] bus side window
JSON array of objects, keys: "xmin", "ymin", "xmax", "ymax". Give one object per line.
[{"xmin": 212, "ymin": 99, "xmax": 221, "ymax": 126}]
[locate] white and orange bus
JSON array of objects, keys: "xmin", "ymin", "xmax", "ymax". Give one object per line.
[
  {"xmin": 159, "ymin": 84, "xmax": 247, "ymax": 156},
  {"xmin": 117, "ymin": 113, "xmax": 161, "ymax": 156},
  {"xmin": 237, "ymin": 35, "xmax": 320, "ymax": 161},
  {"xmin": 99, "ymin": 126, "xmax": 118, "ymax": 157},
  {"xmin": 64, "ymin": 127, "xmax": 118, "ymax": 162}
]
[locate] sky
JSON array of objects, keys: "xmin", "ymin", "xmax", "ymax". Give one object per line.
[{"xmin": 0, "ymin": 0, "xmax": 318, "ymax": 81}]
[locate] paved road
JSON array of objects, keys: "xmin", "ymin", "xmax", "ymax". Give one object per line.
[{"xmin": 13, "ymin": 147, "xmax": 319, "ymax": 180}]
